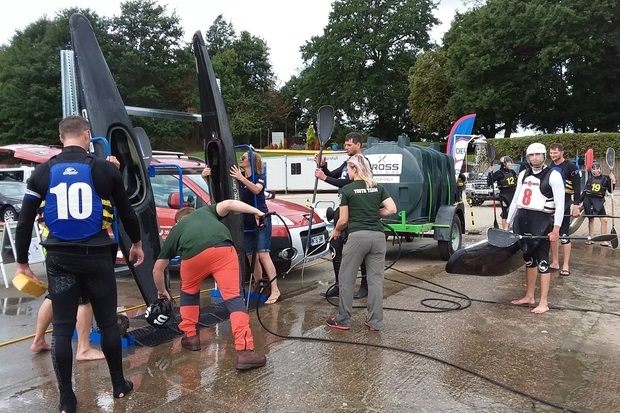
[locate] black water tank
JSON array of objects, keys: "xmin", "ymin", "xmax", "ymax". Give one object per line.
[{"xmin": 364, "ymin": 136, "xmax": 457, "ymax": 223}]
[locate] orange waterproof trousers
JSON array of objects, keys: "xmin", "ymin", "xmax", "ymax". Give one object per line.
[{"xmin": 179, "ymin": 245, "xmax": 254, "ymax": 351}]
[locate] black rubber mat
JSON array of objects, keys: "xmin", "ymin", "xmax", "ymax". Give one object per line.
[{"xmin": 130, "ymin": 302, "xmax": 233, "ymax": 347}]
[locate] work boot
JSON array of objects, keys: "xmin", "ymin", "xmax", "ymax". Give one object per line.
[
  {"xmin": 323, "ymin": 283, "xmax": 339, "ymax": 298},
  {"xmin": 236, "ymin": 350, "xmax": 267, "ymax": 370},
  {"xmin": 181, "ymin": 334, "xmax": 201, "ymax": 351},
  {"xmin": 354, "ymin": 276, "xmax": 368, "ymax": 299},
  {"xmin": 354, "ymin": 287, "xmax": 368, "ymax": 299}
]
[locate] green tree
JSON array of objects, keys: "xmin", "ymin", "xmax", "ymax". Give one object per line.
[
  {"xmin": 306, "ymin": 124, "xmax": 317, "ymax": 149},
  {"xmin": 408, "ymin": 48, "xmax": 453, "ymax": 139},
  {"xmin": 204, "ymin": 14, "xmax": 235, "ymax": 57},
  {"xmin": 203, "ymin": 16, "xmax": 277, "ymax": 147},
  {"xmin": 541, "ymin": 0, "xmax": 620, "ymax": 133},
  {"xmin": 442, "ymin": 0, "xmax": 620, "ymax": 137},
  {"xmin": 298, "ymin": 0, "xmax": 438, "ymax": 139},
  {"xmin": 0, "ymin": 9, "xmax": 108, "ymax": 145},
  {"xmin": 107, "ymin": 0, "xmax": 195, "ymax": 149}
]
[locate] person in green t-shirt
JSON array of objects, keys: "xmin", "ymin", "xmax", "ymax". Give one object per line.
[
  {"xmin": 152, "ymin": 200, "xmax": 267, "ymax": 371},
  {"xmin": 325, "ymin": 154, "xmax": 397, "ymax": 331}
]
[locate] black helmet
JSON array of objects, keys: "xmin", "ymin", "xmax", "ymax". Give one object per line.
[
  {"xmin": 499, "ymin": 156, "xmax": 513, "ymax": 165},
  {"xmin": 145, "ymin": 298, "xmax": 173, "ymax": 328},
  {"xmin": 592, "ymin": 161, "xmax": 601, "ymax": 169}
]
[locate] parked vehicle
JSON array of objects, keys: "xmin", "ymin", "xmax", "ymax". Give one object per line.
[
  {"xmin": 465, "ymin": 162, "xmax": 526, "ymax": 206},
  {"xmin": 0, "ymin": 181, "xmax": 26, "ymax": 222},
  {"xmin": 0, "ymin": 144, "xmax": 330, "ymax": 274},
  {"xmin": 0, "ymin": 165, "xmax": 35, "ymax": 183},
  {"xmin": 465, "ymin": 178, "xmax": 499, "ymax": 206},
  {"xmin": 149, "ymin": 151, "xmax": 330, "ymax": 274}
]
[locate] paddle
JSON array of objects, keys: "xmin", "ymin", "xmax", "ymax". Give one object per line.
[
  {"xmin": 606, "ymin": 147, "xmax": 617, "ymax": 248},
  {"xmin": 486, "ymin": 228, "xmax": 618, "ymax": 249},
  {"xmin": 488, "ymin": 143, "xmax": 499, "ymax": 229},
  {"xmin": 301, "ymin": 105, "xmax": 334, "ymax": 283},
  {"xmin": 312, "ymin": 105, "xmax": 335, "ymax": 204}
]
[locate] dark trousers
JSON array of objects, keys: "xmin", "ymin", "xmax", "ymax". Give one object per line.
[
  {"xmin": 330, "ymin": 228, "xmax": 367, "ymax": 288},
  {"xmin": 46, "ymin": 247, "xmax": 124, "ymax": 396}
]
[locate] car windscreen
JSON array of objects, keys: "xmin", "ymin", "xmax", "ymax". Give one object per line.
[{"xmin": 186, "ymin": 174, "xmax": 210, "ymax": 195}]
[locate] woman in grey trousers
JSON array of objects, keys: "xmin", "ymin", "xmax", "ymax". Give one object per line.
[{"xmin": 326, "ymin": 154, "xmax": 397, "ymax": 331}]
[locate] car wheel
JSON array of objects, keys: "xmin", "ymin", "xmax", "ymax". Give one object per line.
[
  {"xmin": 438, "ymin": 214, "xmax": 463, "ymax": 260},
  {"xmin": 2, "ymin": 206, "xmax": 17, "ymax": 222}
]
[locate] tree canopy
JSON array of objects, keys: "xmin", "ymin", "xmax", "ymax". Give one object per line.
[
  {"xmin": 415, "ymin": 0, "xmax": 620, "ymax": 138},
  {"xmin": 1, "ymin": 0, "xmax": 620, "ymax": 149},
  {"xmin": 297, "ymin": 0, "xmax": 439, "ymax": 140}
]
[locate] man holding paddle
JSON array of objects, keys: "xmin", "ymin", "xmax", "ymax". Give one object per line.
[
  {"xmin": 506, "ymin": 143, "xmax": 565, "ymax": 314},
  {"xmin": 315, "ymin": 132, "xmax": 370, "ymax": 299}
]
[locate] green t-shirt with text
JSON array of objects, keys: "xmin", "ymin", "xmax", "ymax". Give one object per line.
[{"xmin": 340, "ymin": 180, "xmax": 390, "ymax": 233}]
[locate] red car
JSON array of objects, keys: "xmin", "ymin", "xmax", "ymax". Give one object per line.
[{"xmin": 0, "ymin": 145, "xmax": 330, "ymax": 274}]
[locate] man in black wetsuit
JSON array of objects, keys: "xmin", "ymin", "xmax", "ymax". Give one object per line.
[
  {"xmin": 14, "ymin": 115, "xmax": 144, "ymax": 413},
  {"xmin": 548, "ymin": 143, "xmax": 581, "ymax": 276},
  {"xmin": 314, "ymin": 132, "xmax": 369, "ymax": 299}
]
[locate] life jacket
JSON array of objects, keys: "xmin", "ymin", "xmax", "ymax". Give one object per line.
[
  {"xmin": 585, "ymin": 175, "xmax": 607, "ymax": 198},
  {"xmin": 517, "ymin": 167, "xmax": 555, "ymax": 213},
  {"xmin": 43, "ymin": 156, "xmax": 112, "ymax": 241},
  {"xmin": 497, "ymin": 168, "xmax": 517, "ymax": 190},
  {"xmin": 551, "ymin": 160, "xmax": 578, "ymax": 195}
]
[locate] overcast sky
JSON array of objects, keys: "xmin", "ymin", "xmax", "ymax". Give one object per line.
[{"xmin": 0, "ymin": 0, "xmax": 466, "ymax": 85}]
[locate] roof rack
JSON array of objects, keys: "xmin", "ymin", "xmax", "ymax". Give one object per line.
[{"xmin": 151, "ymin": 150, "xmax": 186, "ymax": 157}]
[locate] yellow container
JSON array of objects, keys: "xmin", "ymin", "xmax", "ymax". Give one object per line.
[{"xmin": 12, "ymin": 273, "xmax": 47, "ymax": 298}]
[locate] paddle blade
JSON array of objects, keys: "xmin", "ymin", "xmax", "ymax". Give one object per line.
[
  {"xmin": 486, "ymin": 228, "xmax": 520, "ymax": 248},
  {"xmin": 606, "ymin": 147, "xmax": 615, "ymax": 170},
  {"xmin": 590, "ymin": 233, "xmax": 618, "ymax": 242},
  {"xmin": 317, "ymin": 105, "xmax": 335, "ymax": 146},
  {"xmin": 585, "ymin": 148, "xmax": 594, "ymax": 171},
  {"xmin": 612, "ymin": 227, "xmax": 618, "ymax": 249},
  {"xmin": 488, "ymin": 143, "xmax": 496, "ymax": 163},
  {"xmin": 569, "ymin": 208, "xmax": 585, "ymax": 235}
]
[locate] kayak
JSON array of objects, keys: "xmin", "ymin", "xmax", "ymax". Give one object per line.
[
  {"xmin": 70, "ymin": 13, "xmax": 162, "ymax": 305},
  {"xmin": 192, "ymin": 31, "xmax": 246, "ymax": 270},
  {"xmin": 445, "ymin": 238, "xmax": 522, "ymax": 276}
]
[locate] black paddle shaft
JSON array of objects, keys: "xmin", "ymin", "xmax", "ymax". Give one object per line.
[
  {"xmin": 486, "ymin": 228, "xmax": 618, "ymax": 248},
  {"xmin": 606, "ymin": 147, "xmax": 618, "ymax": 248}
]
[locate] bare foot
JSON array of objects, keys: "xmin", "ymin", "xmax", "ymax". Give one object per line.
[
  {"xmin": 531, "ymin": 305, "xmax": 549, "ymax": 314},
  {"xmin": 76, "ymin": 348, "xmax": 105, "ymax": 361},
  {"xmin": 30, "ymin": 340, "xmax": 51, "ymax": 353},
  {"xmin": 511, "ymin": 297, "xmax": 535, "ymax": 306}
]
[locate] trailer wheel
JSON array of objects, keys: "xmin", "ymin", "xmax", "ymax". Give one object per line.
[{"xmin": 438, "ymin": 214, "xmax": 462, "ymax": 260}]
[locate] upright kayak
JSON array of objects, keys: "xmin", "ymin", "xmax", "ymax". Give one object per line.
[
  {"xmin": 192, "ymin": 31, "xmax": 246, "ymax": 269},
  {"xmin": 69, "ymin": 13, "xmax": 162, "ymax": 305}
]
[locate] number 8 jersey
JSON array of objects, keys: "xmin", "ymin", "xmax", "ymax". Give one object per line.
[
  {"xmin": 516, "ymin": 167, "xmax": 556, "ymax": 213},
  {"xmin": 44, "ymin": 158, "xmax": 104, "ymax": 241}
]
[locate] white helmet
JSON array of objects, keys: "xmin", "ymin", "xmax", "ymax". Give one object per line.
[
  {"xmin": 526, "ymin": 142, "xmax": 546, "ymax": 166},
  {"xmin": 526, "ymin": 143, "xmax": 546, "ymax": 156}
]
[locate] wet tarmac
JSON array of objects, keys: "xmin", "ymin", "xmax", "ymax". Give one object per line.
[{"xmin": 1, "ymin": 199, "xmax": 619, "ymax": 413}]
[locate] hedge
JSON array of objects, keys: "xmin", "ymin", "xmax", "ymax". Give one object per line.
[{"xmin": 486, "ymin": 133, "xmax": 620, "ymax": 162}]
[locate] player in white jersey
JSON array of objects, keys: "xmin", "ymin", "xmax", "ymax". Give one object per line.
[{"xmin": 506, "ymin": 143, "xmax": 565, "ymax": 314}]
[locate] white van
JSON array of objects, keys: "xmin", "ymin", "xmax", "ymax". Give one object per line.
[{"xmin": 0, "ymin": 166, "xmax": 34, "ymax": 184}]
